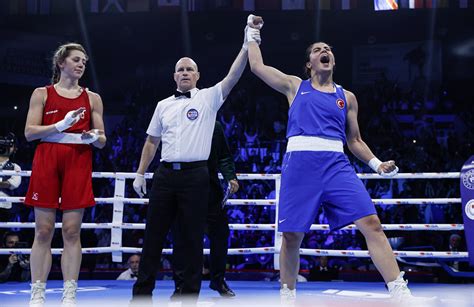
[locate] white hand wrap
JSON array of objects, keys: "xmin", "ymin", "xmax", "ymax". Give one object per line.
[
  {"xmin": 81, "ymin": 129, "xmax": 100, "ymax": 144},
  {"xmin": 133, "ymin": 173, "xmax": 146, "ymax": 198},
  {"xmin": 54, "ymin": 110, "xmax": 84, "ymax": 132},
  {"xmin": 247, "ymin": 14, "xmax": 263, "ymax": 29},
  {"xmin": 242, "ymin": 26, "xmax": 249, "ymax": 50},
  {"xmin": 42, "ymin": 132, "xmax": 97, "ymax": 144},
  {"xmin": 380, "ymin": 166, "xmax": 399, "ymax": 178},
  {"xmin": 368, "ymin": 157, "xmax": 382, "ymax": 173},
  {"xmin": 246, "ymin": 27, "xmax": 261, "ymax": 45}
]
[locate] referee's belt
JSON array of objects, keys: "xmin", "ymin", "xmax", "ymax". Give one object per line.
[{"xmin": 161, "ymin": 161, "xmax": 207, "ymax": 170}]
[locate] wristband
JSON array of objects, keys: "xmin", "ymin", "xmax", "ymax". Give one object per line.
[{"xmin": 368, "ymin": 157, "xmax": 382, "ymax": 173}]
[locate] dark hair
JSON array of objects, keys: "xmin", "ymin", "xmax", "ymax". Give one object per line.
[
  {"xmin": 2, "ymin": 231, "xmax": 20, "ymax": 246},
  {"xmin": 51, "ymin": 43, "xmax": 88, "ymax": 84},
  {"xmin": 304, "ymin": 41, "xmax": 333, "ymax": 78}
]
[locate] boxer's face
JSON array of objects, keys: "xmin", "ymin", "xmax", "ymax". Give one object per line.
[
  {"xmin": 59, "ymin": 50, "xmax": 87, "ymax": 80},
  {"xmin": 306, "ymin": 42, "xmax": 335, "ymax": 75}
]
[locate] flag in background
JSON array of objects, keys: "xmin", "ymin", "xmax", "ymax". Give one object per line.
[
  {"xmin": 255, "ymin": 0, "xmax": 280, "ymax": 10},
  {"xmin": 306, "ymin": 0, "xmax": 331, "ymax": 10},
  {"xmin": 408, "ymin": 0, "xmax": 424, "ymax": 8},
  {"xmin": 157, "ymin": 0, "xmax": 179, "ymax": 6},
  {"xmin": 8, "ymin": 0, "xmax": 27, "ymax": 14},
  {"xmin": 26, "ymin": 0, "xmax": 38, "ymax": 14},
  {"xmin": 39, "ymin": 0, "xmax": 50, "ymax": 14},
  {"xmin": 438, "ymin": 0, "xmax": 449, "ymax": 7},
  {"xmin": 342, "ymin": 0, "xmax": 350, "ymax": 9},
  {"xmin": 153, "ymin": 0, "xmax": 180, "ymax": 11},
  {"xmin": 90, "ymin": 0, "xmax": 99, "ymax": 13},
  {"xmin": 242, "ymin": 0, "xmax": 255, "ymax": 11},
  {"xmin": 319, "ymin": 0, "xmax": 331, "ymax": 10},
  {"xmin": 282, "ymin": 0, "xmax": 305, "ymax": 10},
  {"xmin": 51, "ymin": 0, "xmax": 75, "ymax": 14},
  {"xmin": 333, "ymin": 0, "xmax": 357, "ymax": 10},
  {"xmin": 374, "ymin": 0, "xmax": 398, "ymax": 10},
  {"xmin": 127, "ymin": 0, "xmax": 149, "ymax": 12},
  {"xmin": 459, "ymin": 0, "xmax": 474, "ymax": 8}
]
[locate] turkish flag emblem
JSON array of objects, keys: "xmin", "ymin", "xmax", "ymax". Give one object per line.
[{"xmin": 336, "ymin": 99, "xmax": 345, "ymax": 109}]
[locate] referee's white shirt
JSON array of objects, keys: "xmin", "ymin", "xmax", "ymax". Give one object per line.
[{"xmin": 146, "ymin": 82, "xmax": 224, "ymax": 162}]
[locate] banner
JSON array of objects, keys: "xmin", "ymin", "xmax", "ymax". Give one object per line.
[{"xmin": 460, "ymin": 155, "xmax": 474, "ymax": 266}]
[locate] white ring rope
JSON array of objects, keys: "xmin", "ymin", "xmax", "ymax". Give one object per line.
[
  {"xmin": 0, "ymin": 246, "xmax": 467, "ymax": 259},
  {"xmin": 0, "ymin": 171, "xmax": 467, "ymax": 261},
  {"xmin": 0, "ymin": 196, "xmax": 462, "ymax": 205},
  {"xmin": 0, "ymin": 222, "xmax": 464, "ymax": 231},
  {"xmin": 0, "ymin": 170, "xmax": 462, "ymax": 180}
]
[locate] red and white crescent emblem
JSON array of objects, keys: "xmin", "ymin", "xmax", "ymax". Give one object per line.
[{"xmin": 336, "ymin": 99, "xmax": 345, "ymax": 109}]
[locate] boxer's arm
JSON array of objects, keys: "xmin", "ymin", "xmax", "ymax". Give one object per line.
[
  {"xmin": 24, "ymin": 88, "xmax": 59, "ymax": 141},
  {"xmin": 88, "ymin": 91, "xmax": 107, "ymax": 149},
  {"xmin": 345, "ymin": 90, "xmax": 398, "ymax": 175}
]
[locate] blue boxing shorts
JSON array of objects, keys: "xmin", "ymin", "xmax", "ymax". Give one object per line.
[{"xmin": 278, "ymin": 150, "xmax": 376, "ymax": 232}]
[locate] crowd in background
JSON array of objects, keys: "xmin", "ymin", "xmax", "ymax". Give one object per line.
[{"xmin": 0, "ymin": 73, "xmax": 472, "ymax": 281}]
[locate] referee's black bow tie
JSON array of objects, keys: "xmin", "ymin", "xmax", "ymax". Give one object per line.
[{"xmin": 174, "ymin": 91, "xmax": 191, "ymax": 98}]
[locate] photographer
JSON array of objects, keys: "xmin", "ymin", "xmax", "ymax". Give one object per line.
[
  {"xmin": 0, "ymin": 232, "xmax": 30, "ymax": 282},
  {"xmin": 0, "ymin": 133, "xmax": 21, "ymax": 222}
]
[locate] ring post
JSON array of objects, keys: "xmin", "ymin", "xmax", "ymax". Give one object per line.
[
  {"xmin": 460, "ymin": 155, "xmax": 474, "ymax": 266},
  {"xmin": 111, "ymin": 174, "xmax": 125, "ymax": 262}
]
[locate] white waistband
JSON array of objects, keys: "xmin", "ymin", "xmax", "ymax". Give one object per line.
[
  {"xmin": 286, "ymin": 136, "xmax": 344, "ymax": 152},
  {"xmin": 42, "ymin": 133, "xmax": 84, "ymax": 144}
]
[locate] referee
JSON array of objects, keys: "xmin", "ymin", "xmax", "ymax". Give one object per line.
[
  {"xmin": 131, "ymin": 50, "xmax": 248, "ymax": 302},
  {"xmin": 172, "ymin": 121, "xmax": 239, "ymax": 298}
]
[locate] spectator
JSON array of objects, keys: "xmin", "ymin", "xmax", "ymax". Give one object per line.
[
  {"xmin": 0, "ymin": 232, "xmax": 30, "ymax": 282},
  {"xmin": 117, "ymin": 254, "xmax": 140, "ymax": 281},
  {"xmin": 308, "ymin": 256, "xmax": 338, "ymax": 281}
]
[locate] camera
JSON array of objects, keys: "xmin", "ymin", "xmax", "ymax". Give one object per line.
[
  {"xmin": 0, "ymin": 133, "xmax": 16, "ymax": 156},
  {"xmin": 13, "ymin": 241, "xmax": 29, "ymax": 262}
]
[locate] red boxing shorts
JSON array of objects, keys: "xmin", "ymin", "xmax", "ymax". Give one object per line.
[{"xmin": 25, "ymin": 142, "xmax": 95, "ymax": 210}]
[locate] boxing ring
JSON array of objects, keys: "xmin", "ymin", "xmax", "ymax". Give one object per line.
[{"xmin": 0, "ymin": 170, "xmax": 473, "ymax": 306}]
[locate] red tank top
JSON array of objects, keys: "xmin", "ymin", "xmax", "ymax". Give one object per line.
[{"xmin": 43, "ymin": 85, "xmax": 92, "ymax": 133}]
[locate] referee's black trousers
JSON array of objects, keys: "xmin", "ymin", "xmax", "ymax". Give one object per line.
[
  {"xmin": 173, "ymin": 182, "xmax": 230, "ymax": 287},
  {"xmin": 132, "ymin": 165, "xmax": 209, "ymax": 298}
]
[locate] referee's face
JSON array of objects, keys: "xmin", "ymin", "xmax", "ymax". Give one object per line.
[{"xmin": 174, "ymin": 57, "xmax": 200, "ymax": 92}]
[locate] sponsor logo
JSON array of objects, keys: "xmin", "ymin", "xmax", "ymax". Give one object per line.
[
  {"xmin": 301, "ymin": 91, "xmax": 311, "ymax": 95},
  {"xmin": 278, "ymin": 218, "xmax": 287, "ymax": 224},
  {"xmin": 465, "ymin": 199, "xmax": 474, "ymax": 220},
  {"xmin": 462, "ymin": 169, "xmax": 474, "ymax": 189},
  {"xmin": 186, "ymin": 109, "xmax": 198, "ymax": 120},
  {"xmin": 336, "ymin": 98, "xmax": 345, "ymax": 109},
  {"xmin": 45, "ymin": 110, "xmax": 58, "ymax": 115},
  {"xmin": 32, "ymin": 192, "xmax": 38, "ymax": 201}
]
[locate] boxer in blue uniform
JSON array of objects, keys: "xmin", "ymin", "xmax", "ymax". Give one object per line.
[{"xmin": 244, "ymin": 15, "xmax": 426, "ymax": 303}]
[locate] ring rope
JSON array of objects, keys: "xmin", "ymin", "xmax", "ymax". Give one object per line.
[
  {"xmin": 0, "ymin": 171, "xmax": 466, "ymax": 262},
  {"xmin": 0, "ymin": 222, "xmax": 464, "ymax": 231},
  {"xmin": 0, "ymin": 247, "xmax": 467, "ymax": 259},
  {"xmin": 0, "ymin": 196, "xmax": 462, "ymax": 205},
  {"xmin": 0, "ymin": 170, "xmax": 462, "ymax": 180}
]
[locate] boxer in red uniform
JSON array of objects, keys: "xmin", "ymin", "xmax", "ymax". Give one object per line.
[{"xmin": 24, "ymin": 43, "xmax": 106, "ymax": 307}]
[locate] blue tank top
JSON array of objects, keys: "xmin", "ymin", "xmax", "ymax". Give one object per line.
[{"xmin": 287, "ymin": 80, "xmax": 348, "ymax": 144}]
